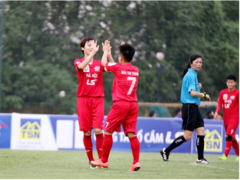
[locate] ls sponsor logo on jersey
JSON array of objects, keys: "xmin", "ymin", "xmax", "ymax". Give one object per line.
[
  {"xmin": 20, "ymin": 119, "xmax": 41, "ymax": 140},
  {"xmin": 223, "ymin": 94, "xmax": 228, "ymax": 100},
  {"xmin": 230, "ymin": 95, "xmax": 235, "ymax": 100},
  {"xmin": 83, "ymin": 65, "xmax": 90, "ymax": 72},
  {"xmin": 204, "ymin": 127, "xmax": 222, "ymax": 152},
  {"xmin": 94, "ymin": 66, "xmax": 100, "ymax": 72}
]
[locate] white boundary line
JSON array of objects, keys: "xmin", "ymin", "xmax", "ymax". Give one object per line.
[{"xmin": 190, "ymin": 163, "xmax": 239, "ymax": 172}]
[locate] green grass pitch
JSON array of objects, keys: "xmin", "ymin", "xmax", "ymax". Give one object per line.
[{"xmin": 0, "ymin": 149, "xmax": 238, "ymax": 179}]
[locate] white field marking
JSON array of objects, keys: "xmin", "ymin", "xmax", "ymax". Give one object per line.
[{"xmin": 190, "ymin": 163, "xmax": 239, "ymax": 172}]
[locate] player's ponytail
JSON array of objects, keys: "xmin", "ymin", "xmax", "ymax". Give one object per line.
[
  {"xmin": 181, "ymin": 63, "xmax": 191, "ymax": 78},
  {"xmin": 181, "ymin": 54, "xmax": 202, "ymax": 78}
]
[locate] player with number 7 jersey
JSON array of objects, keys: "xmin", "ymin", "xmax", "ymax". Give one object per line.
[
  {"xmin": 91, "ymin": 40, "xmax": 141, "ymax": 171},
  {"xmin": 106, "ymin": 62, "xmax": 139, "ymax": 102}
]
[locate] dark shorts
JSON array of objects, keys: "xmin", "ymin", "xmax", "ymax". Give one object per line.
[{"xmin": 181, "ymin": 104, "xmax": 204, "ymax": 131}]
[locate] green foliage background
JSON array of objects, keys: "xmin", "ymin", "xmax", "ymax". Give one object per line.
[{"xmin": 1, "ymin": 1, "xmax": 239, "ymax": 115}]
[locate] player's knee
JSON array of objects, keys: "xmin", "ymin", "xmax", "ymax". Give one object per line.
[
  {"xmin": 183, "ymin": 132, "xmax": 193, "ymax": 141},
  {"xmin": 196, "ymin": 128, "xmax": 205, "ymax": 136},
  {"xmin": 226, "ymin": 135, "xmax": 232, "ymax": 141},
  {"xmin": 104, "ymin": 131, "xmax": 113, "ymax": 135},
  {"xmin": 127, "ymin": 132, "xmax": 136, "ymax": 138},
  {"xmin": 84, "ymin": 131, "xmax": 91, "ymax": 136},
  {"xmin": 94, "ymin": 128, "xmax": 102, "ymax": 135},
  {"xmin": 184, "ymin": 135, "xmax": 191, "ymax": 141}
]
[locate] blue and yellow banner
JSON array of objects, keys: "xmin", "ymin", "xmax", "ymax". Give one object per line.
[
  {"xmin": 0, "ymin": 113, "xmax": 238, "ymax": 155},
  {"xmin": 20, "ymin": 119, "xmax": 41, "ymax": 140}
]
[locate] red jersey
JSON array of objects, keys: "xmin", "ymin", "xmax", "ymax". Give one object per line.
[
  {"xmin": 105, "ymin": 62, "xmax": 139, "ymax": 102},
  {"xmin": 74, "ymin": 58, "xmax": 105, "ymax": 97},
  {"xmin": 216, "ymin": 88, "xmax": 239, "ymax": 124}
]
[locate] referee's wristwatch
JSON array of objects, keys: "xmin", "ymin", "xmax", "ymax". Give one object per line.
[{"xmin": 202, "ymin": 92, "xmax": 207, "ymax": 98}]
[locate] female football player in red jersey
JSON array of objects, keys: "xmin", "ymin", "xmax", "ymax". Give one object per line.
[
  {"xmin": 74, "ymin": 38, "xmax": 113, "ymax": 169},
  {"xmin": 91, "ymin": 40, "xmax": 141, "ymax": 171},
  {"xmin": 214, "ymin": 75, "xmax": 239, "ymax": 160}
]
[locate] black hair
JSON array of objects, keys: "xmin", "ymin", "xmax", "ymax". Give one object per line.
[
  {"xmin": 149, "ymin": 110, "xmax": 155, "ymax": 117},
  {"xmin": 206, "ymin": 110, "xmax": 214, "ymax": 119},
  {"xmin": 226, "ymin": 75, "xmax": 236, "ymax": 82},
  {"xmin": 181, "ymin": 54, "xmax": 202, "ymax": 78},
  {"xmin": 80, "ymin": 37, "xmax": 93, "ymax": 54},
  {"xmin": 175, "ymin": 108, "xmax": 181, "ymax": 114},
  {"xmin": 207, "ymin": 111, "xmax": 213, "ymax": 116},
  {"xmin": 119, "ymin": 44, "xmax": 135, "ymax": 62}
]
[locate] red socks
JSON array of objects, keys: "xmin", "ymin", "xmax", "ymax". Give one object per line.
[
  {"xmin": 101, "ymin": 134, "xmax": 113, "ymax": 163},
  {"xmin": 232, "ymin": 139, "xmax": 239, "ymax": 156},
  {"xmin": 96, "ymin": 133, "xmax": 103, "ymax": 159},
  {"xmin": 224, "ymin": 141, "xmax": 232, "ymax": 157},
  {"xmin": 129, "ymin": 136, "xmax": 140, "ymax": 164},
  {"xmin": 83, "ymin": 135, "xmax": 94, "ymax": 162},
  {"xmin": 100, "ymin": 134, "xmax": 140, "ymax": 164}
]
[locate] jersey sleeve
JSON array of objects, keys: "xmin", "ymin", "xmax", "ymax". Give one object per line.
[
  {"xmin": 74, "ymin": 59, "xmax": 82, "ymax": 71},
  {"xmin": 186, "ymin": 75, "xmax": 197, "ymax": 93},
  {"xmin": 216, "ymin": 91, "xmax": 223, "ymax": 113},
  {"xmin": 105, "ymin": 62, "xmax": 119, "ymax": 73},
  {"xmin": 236, "ymin": 90, "xmax": 239, "ymax": 103}
]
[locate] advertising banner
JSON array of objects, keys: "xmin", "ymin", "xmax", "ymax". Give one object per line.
[
  {"xmin": 110, "ymin": 118, "xmax": 191, "ymax": 153},
  {"xmin": 49, "ymin": 115, "xmax": 84, "ymax": 150},
  {"xmin": 192, "ymin": 119, "xmax": 239, "ymax": 155},
  {"xmin": 10, "ymin": 113, "xmax": 57, "ymax": 150},
  {"xmin": 0, "ymin": 114, "xmax": 11, "ymax": 149},
  {"xmin": 0, "ymin": 113, "xmax": 238, "ymax": 155}
]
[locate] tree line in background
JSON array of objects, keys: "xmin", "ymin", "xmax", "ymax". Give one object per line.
[{"xmin": 1, "ymin": 1, "xmax": 239, "ymax": 115}]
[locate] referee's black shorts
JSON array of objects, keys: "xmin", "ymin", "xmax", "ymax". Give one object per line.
[{"xmin": 181, "ymin": 103, "xmax": 204, "ymax": 131}]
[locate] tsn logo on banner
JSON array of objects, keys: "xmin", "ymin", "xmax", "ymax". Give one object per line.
[
  {"xmin": 20, "ymin": 119, "xmax": 41, "ymax": 140},
  {"xmin": 204, "ymin": 125, "xmax": 222, "ymax": 152}
]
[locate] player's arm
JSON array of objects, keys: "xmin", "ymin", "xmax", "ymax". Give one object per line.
[
  {"xmin": 101, "ymin": 40, "xmax": 111, "ymax": 67},
  {"xmin": 106, "ymin": 41, "xmax": 125, "ymax": 64},
  {"xmin": 198, "ymin": 83, "xmax": 202, "ymax": 89},
  {"xmin": 77, "ymin": 41, "xmax": 99, "ymax": 70},
  {"xmin": 214, "ymin": 92, "xmax": 223, "ymax": 118},
  {"xmin": 107, "ymin": 48, "xmax": 114, "ymax": 63},
  {"xmin": 187, "ymin": 77, "xmax": 210, "ymax": 100},
  {"xmin": 190, "ymin": 90, "xmax": 211, "ymax": 101}
]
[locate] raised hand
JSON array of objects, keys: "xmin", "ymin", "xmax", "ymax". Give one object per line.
[
  {"xmin": 102, "ymin": 40, "xmax": 111, "ymax": 52},
  {"xmin": 107, "ymin": 46, "xmax": 112, "ymax": 56},
  {"xmin": 91, "ymin": 40, "xmax": 99, "ymax": 53},
  {"xmin": 121, "ymin": 41, "xmax": 125, "ymax": 45}
]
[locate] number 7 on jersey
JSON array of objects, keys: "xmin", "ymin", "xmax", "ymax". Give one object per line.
[{"xmin": 127, "ymin": 77, "xmax": 136, "ymax": 95}]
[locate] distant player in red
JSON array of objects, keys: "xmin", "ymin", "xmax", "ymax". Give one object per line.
[
  {"xmin": 214, "ymin": 75, "xmax": 239, "ymax": 160},
  {"xmin": 91, "ymin": 40, "xmax": 141, "ymax": 171},
  {"xmin": 74, "ymin": 38, "xmax": 113, "ymax": 169}
]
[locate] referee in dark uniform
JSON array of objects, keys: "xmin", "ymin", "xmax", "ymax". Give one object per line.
[{"xmin": 160, "ymin": 54, "xmax": 211, "ymax": 164}]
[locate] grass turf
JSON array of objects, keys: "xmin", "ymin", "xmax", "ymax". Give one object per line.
[{"xmin": 0, "ymin": 149, "xmax": 238, "ymax": 179}]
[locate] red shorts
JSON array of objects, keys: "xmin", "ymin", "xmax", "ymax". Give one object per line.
[
  {"xmin": 224, "ymin": 123, "xmax": 239, "ymax": 138},
  {"xmin": 104, "ymin": 100, "xmax": 139, "ymax": 136},
  {"xmin": 77, "ymin": 97, "xmax": 104, "ymax": 131}
]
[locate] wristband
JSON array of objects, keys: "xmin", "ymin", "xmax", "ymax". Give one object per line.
[{"xmin": 202, "ymin": 92, "xmax": 206, "ymax": 98}]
